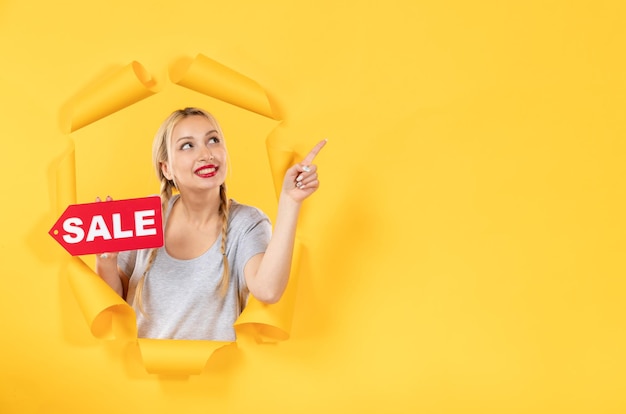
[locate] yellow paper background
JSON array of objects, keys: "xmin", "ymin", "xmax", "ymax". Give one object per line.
[{"xmin": 2, "ymin": 1, "xmax": 625, "ymax": 413}]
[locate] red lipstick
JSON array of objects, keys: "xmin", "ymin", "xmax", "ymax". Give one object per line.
[{"xmin": 194, "ymin": 164, "xmax": 218, "ymax": 178}]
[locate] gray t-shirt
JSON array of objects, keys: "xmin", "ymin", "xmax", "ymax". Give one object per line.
[{"xmin": 118, "ymin": 195, "xmax": 271, "ymax": 341}]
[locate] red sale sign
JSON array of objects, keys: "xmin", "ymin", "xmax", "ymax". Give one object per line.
[{"xmin": 49, "ymin": 196, "xmax": 164, "ymax": 256}]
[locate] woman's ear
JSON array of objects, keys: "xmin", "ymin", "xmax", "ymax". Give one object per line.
[{"xmin": 160, "ymin": 161, "xmax": 172, "ymax": 181}]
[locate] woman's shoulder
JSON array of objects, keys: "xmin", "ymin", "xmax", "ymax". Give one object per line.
[{"xmin": 229, "ymin": 199, "xmax": 270, "ymax": 223}]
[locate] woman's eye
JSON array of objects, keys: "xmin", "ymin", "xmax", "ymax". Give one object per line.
[
  {"xmin": 208, "ymin": 136, "xmax": 220, "ymax": 144},
  {"xmin": 181, "ymin": 142, "xmax": 192, "ymax": 150}
]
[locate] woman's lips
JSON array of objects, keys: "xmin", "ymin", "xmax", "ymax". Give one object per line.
[{"xmin": 194, "ymin": 164, "xmax": 218, "ymax": 178}]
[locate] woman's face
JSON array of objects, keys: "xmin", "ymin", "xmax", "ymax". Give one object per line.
[{"xmin": 161, "ymin": 115, "xmax": 228, "ymax": 193}]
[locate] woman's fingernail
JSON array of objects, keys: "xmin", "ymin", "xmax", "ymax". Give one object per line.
[
  {"xmin": 296, "ymin": 174, "xmax": 304, "ymax": 181},
  {"xmin": 302, "ymin": 165, "xmax": 311, "ymax": 172}
]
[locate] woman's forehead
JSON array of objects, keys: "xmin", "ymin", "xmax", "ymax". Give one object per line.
[{"xmin": 171, "ymin": 115, "xmax": 219, "ymax": 140}]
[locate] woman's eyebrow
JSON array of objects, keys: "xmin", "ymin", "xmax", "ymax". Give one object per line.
[{"xmin": 175, "ymin": 130, "xmax": 218, "ymax": 142}]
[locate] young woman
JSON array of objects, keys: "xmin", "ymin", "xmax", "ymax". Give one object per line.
[{"xmin": 96, "ymin": 107, "xmax": 326, "ymax": 341}]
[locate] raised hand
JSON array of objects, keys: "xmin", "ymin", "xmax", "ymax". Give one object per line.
[{"xmin": 282, "ymin": 139, "xmax": 327, "ymax": 203}]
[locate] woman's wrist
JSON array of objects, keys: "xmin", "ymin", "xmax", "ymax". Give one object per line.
[{"xmin": 279, "ymin": 193, "xmax": 302, "ymax": 210}]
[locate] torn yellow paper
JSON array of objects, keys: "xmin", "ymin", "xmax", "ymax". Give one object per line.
[
  {"xmin": 137, "ymin": 338, "xmax": 232, "ymax": 375},
  {"xmin": 60, "ymin": 55, "xmax": 305, "ymax": 375},
  {"xmin": 235, "ymin": 239, "xmax": 303, "ymax": 342},
  {"xmin": 55, "ymin": 144, "xmax": 77, "ymax": 210},
  {"xmin": 170, "ymin": 54, "xmax": 279, "ymax": 120},
  {"xmin": 66, "ymin": 257, "xmax": 136, "ymax": 340},
  {"xmin": 266, "ymin": 144, "xmax": 296, "ymax": 199},
  {"xmin": 60, "ymin": 61, "xmax": 158, "ymax": 133}
]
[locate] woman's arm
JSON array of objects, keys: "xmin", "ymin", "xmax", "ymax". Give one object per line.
[
  {"xmin": 96, "ymin": 253, "xmax": 128, "ymax": 297},
  {"xmin": 245, "ymin": 140, "xmax": 326, "ymax": 303}
]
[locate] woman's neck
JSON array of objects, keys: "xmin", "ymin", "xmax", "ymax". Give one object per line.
[{"xmin": 176, "ymin": 188, "xmax": 221, "ymax": 228}]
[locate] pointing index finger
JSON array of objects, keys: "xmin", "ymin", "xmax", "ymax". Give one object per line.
[{"xmin": 302, "ymin": 139, "xmax": 327, "ymax": 165}]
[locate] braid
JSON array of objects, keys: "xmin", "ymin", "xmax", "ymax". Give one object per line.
[
  {"xmin": 135, "ymin": 177, "xmax": 174, "ymax": 316},
  {"xmin": 160, "ymin": 175, "xmax": 174, "ymax": 217},
  {"xmin": 218, "ymin": 183, "xmax": 231, "ymax": 296}
]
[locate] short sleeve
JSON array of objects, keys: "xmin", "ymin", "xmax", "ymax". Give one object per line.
[
  {"xmin": 228, "ymin": 203, "xmax": 272, "ymax": 285},
  {"xmin": 117, "ymin": 249, "xmax": 138, "ymax": 278}
]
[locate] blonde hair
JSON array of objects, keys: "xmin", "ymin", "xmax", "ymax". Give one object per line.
[{"xmin": 135, "ymin": 108, "xmax": 231, "ymax": 315}]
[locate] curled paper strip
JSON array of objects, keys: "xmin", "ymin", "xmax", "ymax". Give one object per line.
[
  {"xmin": 170, "ymin": 54, "xmax": 279, "ymax": 120},
  {"xmin": 59, "ymin": 55, "xmax": 305, "ymax": 375},
  {"xmin": 137, "ymin": 338, "xmax": 232, "ymax": 375},
  {"xmin": 265, "ymin": 123, "xmax": 297, "ymax": 199},
  {"xmin": 60, "ymin": 61, "xmax": 158, "ymax": 133},
  {"xmin": 235, "ymin": 239, "xmax": 303, "ymax": 343},
  {"xmin": 55, "ymin": 144, "xmax": 77, "ymax": 210},
  {"xmin": 67, "ymin": 257, "xmax": 136, "ymax": 340}
]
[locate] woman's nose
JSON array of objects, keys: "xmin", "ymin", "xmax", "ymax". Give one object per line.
[{"xmin": 199, "ymin": 146, "xmax": 214, "ymax": 161}]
